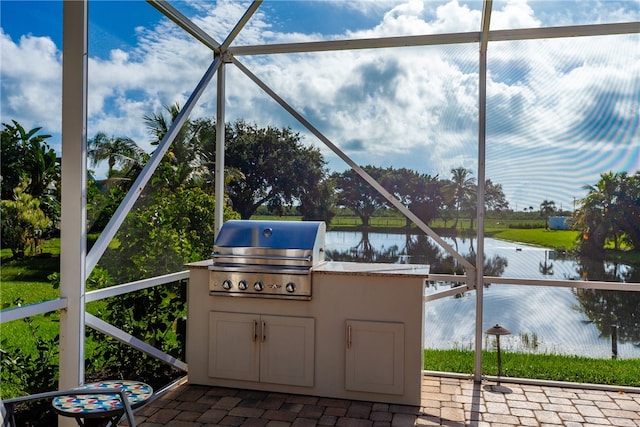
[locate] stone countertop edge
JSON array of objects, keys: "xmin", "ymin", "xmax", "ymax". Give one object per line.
[
  {"xmin": 185, "ymin": 259, "xmax": 212, "ymax": 268},
  {"xmin": 185, "ymin": 260, "xmax": 429, "ymax": 277},
  {"xmin": 312, "ymin": 261, "xmax": 429, "ymax": 277}
]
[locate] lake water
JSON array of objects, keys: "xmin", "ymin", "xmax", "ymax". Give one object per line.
[{"xmin": 325, "ymin": 231, "xmax": 640, "ymax": 359}]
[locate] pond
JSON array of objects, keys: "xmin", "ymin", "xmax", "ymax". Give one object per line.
[{"xmin": 324, "ymin": 231, "xmax": 640, "ymax": 359}]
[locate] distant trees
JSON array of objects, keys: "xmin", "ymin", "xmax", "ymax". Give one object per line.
[
  {"xmin": 20, "ymin": 114, "xmax": 640, "ymax": 261},
  {"xmin": 380, "ymin": 168, "xmax": 443, "ymax": 227},
  {"xmin": 221, "ymin": 120, "xmax": 328, "ymax": 220},
  {"xmin": 485, "ymin": 179, "xmax": 509, "ymax": 212},
  {"xmin": 540, "ymin": 200, "xmax": 556, "ymax": 230},
  {"xmin": 617, "ymin": 173, "xmax": 640, "ymax": 250},
  {"xmin": 333, "ymin": 166, "xmax": 387, "ymax": 227},
  {"xmin": 298, "ymin": 177, "xmax": 336, "ymax": 222},
  {"xmin": 4, "ymin": 116, "xmax": 518, "ymax": 245},
  {"xmin": 576, "ymin": 171, "xmax": 640, "ymax": 253},
  {"xmin": 331, "ymin": 166, "xmax": 508, "ymax": 230},
  {"xmin": 445, "ymin": 167, "xmax": 476, "ymax": 229}
]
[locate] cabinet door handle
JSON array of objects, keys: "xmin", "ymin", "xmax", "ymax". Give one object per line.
[
  {"xmin": 347, "ymin": 324, "xmax": 352, "ymax": 349},
  {"xmin": 253, "ymin": 320, "xmax": 258, "ymax": 342},
  {"xmin": 261, "ymin": 320, "xmax": 266, "ymax": 342}
]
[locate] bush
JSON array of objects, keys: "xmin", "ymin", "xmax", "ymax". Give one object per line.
[
  {"xmin": 0, "ymin": 312, "xmax": 59, "ymax": 426},
  {"xmin": 0, "ymin": 184, "xmax": 51, "ymax": 258}
]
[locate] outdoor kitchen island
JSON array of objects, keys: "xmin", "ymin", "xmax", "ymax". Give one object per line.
[{"xmin": 186, "ymin": 260, "xmax": 429, "ymax": 406}]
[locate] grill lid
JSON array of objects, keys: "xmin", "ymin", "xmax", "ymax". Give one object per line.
[
  {"xmin": 212, "ymin": 220, "xmax": 326, "ymax": 267},
  {"xmin": 214, "ymin": 220, "xmax": 325, "ymax": 249}
]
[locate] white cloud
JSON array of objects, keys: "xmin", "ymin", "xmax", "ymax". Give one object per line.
[
  {"xmin": 490, "ymin": 0, "xmax": 540, "ymax": 29},
  {"xmin": 0, "ymin": 30, "xmax": 62, "ymax": 135}
]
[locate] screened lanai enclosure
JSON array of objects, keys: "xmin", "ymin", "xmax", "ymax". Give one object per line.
[{"xmin": 1, "ymin": 0, "xmax": 639, "ymax": 423}]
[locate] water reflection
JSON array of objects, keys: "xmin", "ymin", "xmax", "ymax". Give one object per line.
[
  {"xmin": 324, "ymin": 230, "xmax": 639, "ymax": 358},
  {"xmin": 326, "ymin": 231, "xmax": 509, "ymax": 278},
  {"xmin": 539, "ymin": 250, "xmax": 554, "ymax": 275}
]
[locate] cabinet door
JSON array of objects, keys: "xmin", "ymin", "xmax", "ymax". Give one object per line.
[
  {"xmin": 208, "ymin": 311, "xmax": 260, "ymax": 381},
  {"xmin": 345, "ymin": 320, "xmax": 404, "ymax": 395},
  {"xmin": 260, "ymin": 315, "xmax": 315, "ymax": 387}
]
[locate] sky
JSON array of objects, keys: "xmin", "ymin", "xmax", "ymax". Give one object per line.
[{"xmin": 1, "ymin": 0, "xmax": 639, "ymax": 212}]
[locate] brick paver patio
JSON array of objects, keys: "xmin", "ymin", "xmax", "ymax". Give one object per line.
[{"xmin": 127, "ymin": 375, "xmax": 640, "ymax": 426}]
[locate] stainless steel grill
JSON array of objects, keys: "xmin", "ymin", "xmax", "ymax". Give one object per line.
[{"xmin": 209, "ymin": 220, "xmax": 326, "ymax": 300}]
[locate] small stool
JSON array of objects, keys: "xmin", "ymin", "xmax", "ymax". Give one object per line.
[{"xmin": 52, "ymin": 380, "xmax": 153, "ymax": 426}]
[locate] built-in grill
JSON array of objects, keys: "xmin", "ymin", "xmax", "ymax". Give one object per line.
[{"xmin": 209, "ymin": 220, "xmax": 326, "ymax": 300}]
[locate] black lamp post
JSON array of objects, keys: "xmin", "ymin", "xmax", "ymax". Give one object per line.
[{"xmin": 485, "ymin": 324, "xmax": 511, "ymax": 384}]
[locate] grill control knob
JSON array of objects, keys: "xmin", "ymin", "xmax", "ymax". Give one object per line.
[
  {"xmin": 222, "ymin": 279, "xmax": 233, "ymax": 290},
  {"xmin": 285, "ymin": 282, "xmax": 296, "ymax": 293},
  {"xmin": 253, "ymin": 281, "xmax": 263, "ymax": 291},
  {"xmin": 238, "ymin": 280, "xmax": 248, "ymax": 290}
]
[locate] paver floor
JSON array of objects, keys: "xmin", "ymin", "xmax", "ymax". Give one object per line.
[{"xmin": 127, "ymin": 375, "xmax": 640, "ymax": 426}]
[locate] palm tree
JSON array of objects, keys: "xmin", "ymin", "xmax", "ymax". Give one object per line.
[
  {"xmin": 143, "ymin": 103, "xmax": 210, "ymax": 189},
  {"xmin": 1, "ymin": 120, "xmax": 58, "ymax": 200},
  {"xmin": 578, "ymin": 171, "xmax": 623, "ymax": 251},
  {"xmin": 540, "ymin": 200, "xmax": 556, "ymax": 230},
  {"xmin": 445, "ymin": 167, "xmax": 475, "ymax": 229},
  {"xmin": 88, "ymin": 132, "xmax": 147, "ymax": 179}
]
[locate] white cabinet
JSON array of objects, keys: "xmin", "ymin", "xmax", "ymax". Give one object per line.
[
  {"xmin": 208, "ymin": 311, "xmax": 315, "ymax": 387},
  {"xmin": 345, "ymin": 320, "xmax": 404, "ymax": 395}
]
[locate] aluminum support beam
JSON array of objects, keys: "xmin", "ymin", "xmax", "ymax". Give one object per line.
[
  {"xmin": 60, "ymin": 3, "xmax": 88, "ymax": 426},
  {"xmin": 231, "ymin": 56, "xmax": 476, "ymax": 273},
  {"xmin": 146, "ymin": 0, "xmax": 220, "ymax": 51},
  {"xmin": 229, "ymin": 22, "xmax": 638, "ymax": 57},
  {"xmin": 484, "ymin": 276, "xmax": 640, "ymax": 292},
  {"xmin": 220, "ymin": 0, "xmax": 262, "ymax": 52},
  {"xmin": 474, "ymin": 0, "xmax": 492, "ymax": 383},
  {"xmin": 424, "ymin": 285, "xmax": 473, "ymax": 302},
  {"xmin": 230, "ymin": 32, "xmax": 480, "ymax": 56},
  {"xmin": 488, "ymin": 22, "xmax": 640, "ymax": 42},
  {"xmin": 0, "ymin": 298, "xmax": 68, "ymax": 323},
  {"xmin": 86, "ymin": 271, "xmax": 189, "ymax": 302},
  {"xmin": 214, "ymin": 61, "xmax": 226, "ymax": 237},
  {"xmin": 214, "ymin": 0, "xmax": 262, "ymax": 235}
]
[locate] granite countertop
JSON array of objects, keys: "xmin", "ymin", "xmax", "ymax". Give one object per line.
[
  {"xmin": 312, "ymin": 261, "xmax": 429, "ymax": 277},
  {"xmin": 186, "ymin": 259, "xmax": 430, "ymax": 277},
  {"xmin": 185, "ymin": 259, "xmax": 212, "ymax": 269}
]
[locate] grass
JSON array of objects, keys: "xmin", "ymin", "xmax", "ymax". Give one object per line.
[
  {"xmin": 487, "ymin": 228, "xmax": 580, "ymax": 251},
  {"xmin": 424, "ymin": 349, "xmax": 640, "ymax": 387},
  {"xmin": 0, "ymin": 237, "xmax": 109, "ymax": 398},
  {"xmin": 1, "ymin": 240, "xmax": 62, "ymax": 397}
]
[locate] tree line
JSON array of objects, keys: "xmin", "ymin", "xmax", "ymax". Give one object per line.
[
  {"xmin": 2, "ymin": 111, "xmax": 639, "ymax": 257},
  {"xmin": 87, "ymin": 106, "xmax": 512, "ymax": 232}
]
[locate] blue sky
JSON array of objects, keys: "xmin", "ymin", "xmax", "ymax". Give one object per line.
[{"xmin": 1, "ymin": 0, "xmax": 639, "ymax": 212}]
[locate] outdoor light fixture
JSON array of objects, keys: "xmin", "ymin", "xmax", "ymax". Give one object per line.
[{"xmin": 485, "ymin": 324, "xmax": 511, "ymax": 385}]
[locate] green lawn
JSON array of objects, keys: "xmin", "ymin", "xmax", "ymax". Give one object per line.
[
  {"xmin": 0, "ymin": 238, "xmax": 109, "ymax": 397},
  {"xmin": 424, "ymin": 349, "xmax": 640, "ymax": 386},
  {"xmin": 488, "ymin": 228, "xmax": 580, "ymax": 251}
]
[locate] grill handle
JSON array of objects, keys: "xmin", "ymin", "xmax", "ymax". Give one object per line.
[{"xmin": 212, "ymin": 253, "xmax": 312, "ymax": 263}]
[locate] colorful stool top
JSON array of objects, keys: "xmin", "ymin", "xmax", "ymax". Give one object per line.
[{"xmin": 51, "ymin": 380, "xmax": 153, "ymax": 417}]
